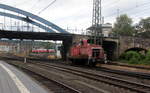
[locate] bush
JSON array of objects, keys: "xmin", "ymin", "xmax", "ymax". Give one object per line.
[
  {"xmin": 120, "ymin": 50, "xmax": 150, "ymax": 65},
  {"xmin": 142, "ymin": 50, "xmax": 150, "ymax": 65},
  {"xmin": 129, "ymin": 56, "xmax": 139, "ymax": 64},
  {"xmin": 125, "ymin": 51, "xmax": 141, "ymax": 61},
  {"xmin": 139, "ymin": 53, "xmax": 145, "ymax": 60},
  {"xmin": 120, "ymin": 51, "xmax": 141, "ymax": 64}
]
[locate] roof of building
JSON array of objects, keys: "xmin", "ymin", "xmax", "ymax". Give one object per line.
[{"xmin": 87, "ymin": 24, "xmax": 112, "ymax": 30}]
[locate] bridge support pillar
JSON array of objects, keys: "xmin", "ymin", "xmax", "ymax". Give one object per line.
[{"xmin": 62, "ymin": 39, "xmax": 73, "ymax": 61}]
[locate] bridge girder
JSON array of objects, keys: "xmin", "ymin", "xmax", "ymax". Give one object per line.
[{"xmin": 0, "ymin": 12, "xmax": 56, "ymax": 33}]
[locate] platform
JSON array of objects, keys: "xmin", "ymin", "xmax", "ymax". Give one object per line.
[{"xmin": 0, "ymin": 60, "xmax": 49, "ymax": 93}]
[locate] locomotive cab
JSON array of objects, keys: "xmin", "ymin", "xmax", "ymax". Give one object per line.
[{"xmin": 91, "ymin": 47, "xmax": 107, "ymax": 64}]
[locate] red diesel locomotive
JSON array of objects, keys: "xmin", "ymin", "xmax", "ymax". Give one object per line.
[{"xmin": 68, "ymin": 39, "xmax": 107, "ymax": 66}]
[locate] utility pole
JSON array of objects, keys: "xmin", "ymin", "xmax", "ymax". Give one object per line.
[
  {"xmin": 117, "ymin": 8, "xmax": 120, "ymax": 59},
  {"xmin": 91, "ymin": 0, "xmax": 103, "ymax": 45},
  {"xmin": 117, "ymin": 8, "xmax": 120, "ymax": 37}
]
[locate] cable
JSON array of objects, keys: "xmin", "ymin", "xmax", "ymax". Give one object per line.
[
  {"xmin": 105, "ymin": 1, "xmax": 150, "ymax": 18},
  {"xmin": 103, "ymin": 0, "xmax": 120, "ymax": 6},
  {"xmin": 130, "ymin": 7, "xmax": 150, "ymax": 18},
  {"xmin": 30, "ymin": 0, "xmax": 41, "ymax": 10},
  {"xmin": 105, "ymin": 5, "xmax": 150, "ymax": 21},
  {"xmin": 38, "ymin": 0, "xmax": 56, "ymax": 14},
  {"xmin": 14, "ymin": 0, "xmax": 33, "ymax": 7},
  {"xmin": 102, "ymin": 0, "xmax": 120, "ymax": 9}
]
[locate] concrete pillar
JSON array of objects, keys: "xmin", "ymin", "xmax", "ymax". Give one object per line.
[{"xmin": 62, "ymin": 39, "xmax": 72, "ymax": 61}]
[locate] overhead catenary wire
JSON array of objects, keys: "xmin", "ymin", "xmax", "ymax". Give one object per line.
[
  {"xmin": 14, "ymin": 0, "xmax": 34, "ymax": 7},
  {"xmin": 102, "ymin": 0, "xmax": 121, "ymax": 10},
  {"xmin": 130, "ymin": 7, "xmax": 150, "ymax": 18},
  {"xmin": 106, "ymin": 5, "xmax": 150, "ymax": 20},
  {"xmin": 104, "ymin": 7, "xmax": 150, "ymax": 30},
  {"xmin": 106, "ymin": 3, "xmax": 150, "ymax": 21},
  {"xmin": 105, "ymin": 1, "xmax": 150, "ymax": 18},
  {"xmin": 30, "ymin": 0, "xmax": 42, "ymax": 10},
  {"xmin": 102, "ymin": 0, "xmax": 120, "ymax": 7},
  {"xmin": 38, "ymin": 0, "xmax": 56, "ymax": 14}
]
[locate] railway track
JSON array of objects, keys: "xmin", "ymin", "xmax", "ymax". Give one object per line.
[
  {"xmin": 7, "ymin": 62, "xmax": 81, "ymax": 93},
  {"xmin": 94, "ymin": 66, "xmax": 150, "ymax": 79},
  {"xmin": 32, "ymin": 62, "xmax": 150, "ymax": 93},
  {"xmin": 2, "ymin": 55, "xmax": 150, "ymax": 71},
  {"xmin": 111, "ymin": 62, "xmax": 150, "ymax": 70},
  {"xmin": 31, "ymin": 60, "xmax": 150, "ymax": 80}
]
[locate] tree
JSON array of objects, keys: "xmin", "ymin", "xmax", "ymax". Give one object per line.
[
  {"xmin": 139, "ymin": 17, "xmax": 150, "ymax": 32},
  {"xmin": 135, "ymin": 17, "xmax": 150, "ymax": 38},
  {"xmin": 112, "ymin": 14, "xmax": 134, "ymax": 36}
]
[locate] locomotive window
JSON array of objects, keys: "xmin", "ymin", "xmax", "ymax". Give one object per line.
[{"xmin": 92, "ymin": 49, "xmax": 100, "ymax": 57}]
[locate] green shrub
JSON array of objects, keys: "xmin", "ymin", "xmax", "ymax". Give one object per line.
[
  {"xmin": 120, "ymin": 51, "xmax": 141, "ymax": 64},
  {"xmin": 139, "ymin": 53, "xmax": 145, "ymax": 60},
  {"xmin": 142, "ymin": 50, "xmax": 150, "ymax": 65},
  {"xmin": 129, "ymin": 56, "xmax": 139, "ymax": 64},
  {"xmin": 125, "ymin": 51, "xmax": 141, "ymax": 61},
  {"xmin": 120, "ymin": 50, "xmax": 150, "ymax": 65}
]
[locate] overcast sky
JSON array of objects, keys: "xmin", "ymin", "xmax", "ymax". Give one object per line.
[{"xmin": 0, "ymin": 0, "xmax": 150, "ymax": 29}]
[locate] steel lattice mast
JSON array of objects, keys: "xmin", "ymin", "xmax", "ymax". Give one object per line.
[
  {"xmin": 91, "ymin": 0, "xmax": 102, "ymax": 45},
  {"xmin": 92, "ymin": 0, "xmax": 102, "ymax": 26}
]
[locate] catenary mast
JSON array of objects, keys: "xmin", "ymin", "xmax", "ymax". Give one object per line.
[{"xmin": 90, "ymin": 0, "xmax": 103, "ymax": 45}]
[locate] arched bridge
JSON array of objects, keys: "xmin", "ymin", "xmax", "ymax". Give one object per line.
[
  {"xmin": 0, "ymin": 4, "xmax": 73, "ymax": 60},
  {"xmin": 103, "ymin": 36, "xmax": 150, "ymax": 60},
  {"xmin": 0, "ymin": 4, "xmax": 69, "ymax": 33},
  {"xmin": 119, "ymin": 36, "xmax": 149, "ymax": 54}
]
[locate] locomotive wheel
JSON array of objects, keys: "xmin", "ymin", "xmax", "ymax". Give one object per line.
[
  {"xmin": 71, "ymin": 59, "xmax": 87, "ymax": 65},
  {"xmin": 88, "ymin": 59, "xmax": 96, "ymax": 67},
  {"xmin": 90, "ymin": 62, "xmax": 96, "ymax": 67},
  {"xmin": 89, "ymin": 62, "xmax": 96, "ymax": 67},
  {"xmin": 69, "ymin": 58, "xmax": 76, "ymax": 65},
  {"xmin": 71, "ymin": 59, "xmax": 76, "ymax": 65}
]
